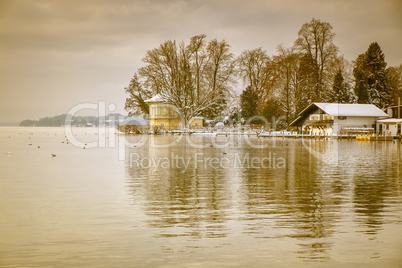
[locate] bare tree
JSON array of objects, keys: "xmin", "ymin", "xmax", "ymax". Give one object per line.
[
  {"xmin": 274, "ymin": 45, "xmax": 302, "ymax": 126},
  {"xmin": 236, "ymin": 47, "xmax": 278, "ymax": 112},
  {"xmin": 294, "ymin": 18, "xmax": 338, "ymax": 102},
  {"xmin": 187, "ymin": 34, "xmax": 208, "ymax": 106},
  {"xmin": 132, "ymin": 36, "xmax": 235, "ymax": 126},
  {"xmin": 204, "ymin": 38, "xmax": 235, "ymax": 117},
  {"xmin": 124, "ymin": 73, "xmax": 152, "ymax": 116}
]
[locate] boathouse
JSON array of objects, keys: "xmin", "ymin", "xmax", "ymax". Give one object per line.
[{"xmin": 290, "ymin": 103, "xmax": 388, "ymax": 135}]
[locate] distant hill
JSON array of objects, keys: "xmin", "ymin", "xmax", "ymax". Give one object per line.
[
  {"xmin": 19, "ymin": 113, "xmax": 133, "ymax": 127},
  {"xmin": 0, "ymin": 122, "xmax": 19, "ymax": 126}
]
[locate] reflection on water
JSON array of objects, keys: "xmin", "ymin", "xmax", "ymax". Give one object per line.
[
  {"xmin": 1, "ymin": 128, "xmax": 401, "ymax": 267},
  {"xmin": 126, "ymin": 135, "xmax": 402, "ymax": 264}
]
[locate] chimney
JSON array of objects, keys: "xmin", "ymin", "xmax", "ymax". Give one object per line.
[{"xmin": 387, "ymin": 107, "xmax": 393, "ymax": 117}]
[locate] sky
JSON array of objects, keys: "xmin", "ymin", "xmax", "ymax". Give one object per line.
[{"xmin": 0, "ymin": 0, "xmax": 401, "ymax": 123}]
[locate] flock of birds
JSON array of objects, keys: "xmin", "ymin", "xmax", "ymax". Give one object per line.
[
  {"xmin": 6, "ymin": 131, "xmax": 400, "ymax": 159},
  {"xmin": 5, "ymin": 132, "xmax": 243, "ymax": 158},
  {"xmin": 5, "ymin": 132, "xmax": 93, "ymax": 157}
]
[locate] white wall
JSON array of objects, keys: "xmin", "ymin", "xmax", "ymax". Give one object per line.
[
  {"xmin": 333, "ymin": 116, "xmax": 377, "ymax": 133},
  {"xmin": 377, "ymin": 122, "xmax": 402, "ymax": 136},
  {"xmin": 303, "ymin": 116, "xmax": 378, "ymax": 135}
]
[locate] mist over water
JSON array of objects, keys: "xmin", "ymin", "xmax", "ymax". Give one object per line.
[{"xmin": 1, "ymin": 127, "xmax": 401, "ymax": 267}]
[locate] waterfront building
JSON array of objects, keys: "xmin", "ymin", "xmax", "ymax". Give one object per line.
[
  {"xmin": 145, "ymin": 94, "xmax": 204, "ymax": 131},
  {"xmin": 290, "ymin": 103, "xmax": 388, "ymax": 135}
]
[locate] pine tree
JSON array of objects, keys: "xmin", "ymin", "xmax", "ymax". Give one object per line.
[
  {"xmin": 353, "ymin": 42, "xmax": 391, "ymax": 108},
  {"xmin": 387, "ymin": 65, "xmax": 402, "ymax": 103},
  {"xmin": 240, "ymin": 86, "xmax": 258, "ymax": 119},
  {"xmin": 366, "ymin": 42, "xmax": 390, "ymax": 107},
  {"xmin": 353, "ymin": 54, "xmax": 369, "ymax": 103},
  {"xmin": 331, "ymin": 69, "xmax": 353, "ymax": 103}
]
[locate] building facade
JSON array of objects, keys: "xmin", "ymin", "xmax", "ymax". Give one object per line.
[
  {"xmin": 145, "ymin": 94, "xmax": 204, "ymax": 131},
  {"xmin": 377, "ymin": 98, "xmax": 402, "ymax": 136},
  {"xmin": 376, "ymin": 118, "xmax": 402, "ymax": 136},
  {"xmin": 290, "ymin": 103, "xmax": 388, "ymax": 135}
]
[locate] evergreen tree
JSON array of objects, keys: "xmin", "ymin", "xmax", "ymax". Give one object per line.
[
  {"xmin": 331, "ymin": 69, "xmax": 353, "ymax": 103},
  {"xmin": 353, "ymin": 53, "xmax": 369, "ymax": 103},
  {"xmin": 332, "ymin": 69, "xmax": 343, "ymax": 102},
  {"xmin": 387, "ymin": 65, "xmax": 402, "ymax": 103},
  {"xmin": 262, "ymin": 99, "xmax": 287, "ymax": 130},
  {"xmin": 296, "ymin": 54, "xmax": 315, "ymax": 112},
  {"xmin": 366, "ymin": 42, "xmax": 390, "ymax": 107},
  {"xmin": 353, "ymin": 42, "xmax": 391, "ymax": 108},
  {"xmin": 240, "ymin": 86, "xmax": 258, "ymax": 119}
]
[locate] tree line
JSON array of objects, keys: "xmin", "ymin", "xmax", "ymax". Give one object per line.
[
  {"xmin": 19, "ymin": 114, "xmax": 125, "ymax": 127},
  {"xmin": 125, "ymin": 18, "xmax": 402, "ymax": 128}
]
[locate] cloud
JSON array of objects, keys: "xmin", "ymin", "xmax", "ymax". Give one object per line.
[{"xmin": 0, "ymin": 0, "xmax": 401, "ymax": 122}]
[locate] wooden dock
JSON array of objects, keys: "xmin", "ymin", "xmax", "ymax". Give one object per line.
[
  {"xmin": 218, "ymin": 131, "xmax": 400, "ymax": 141},
  {"xmin": 163, "ymin": 130, "xmax": 400, "ymax": 141}
]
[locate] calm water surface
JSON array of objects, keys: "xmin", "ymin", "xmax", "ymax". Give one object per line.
[{"xmin": 1, "ymin": 127, "xmax": 401, "ymax": 267}]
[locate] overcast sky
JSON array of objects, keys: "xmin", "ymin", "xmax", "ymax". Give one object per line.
[{"xmin": 1, "ymin": 0, "xmax": 401, "ymax": 123}]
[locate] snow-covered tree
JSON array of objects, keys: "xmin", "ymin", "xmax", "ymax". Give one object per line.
[
  {"xmin": 126, "ymin": 35, "xmax": 235, "ymax": 126},
  {"xmin": 353, "ymin": 42, "xmax": 392, "ymax": 108},
  {"xmin": 240, "ymin": 86, "xmax": 258, "ymax": 119},
  {"xmin": 330, "ymin": 68, "xmax": 354, "ymax": 103}
]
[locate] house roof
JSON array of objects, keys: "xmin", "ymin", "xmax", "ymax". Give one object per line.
[
  {"xmin": 377, "ymin": 118, "xmax": 402, "ymax": 123},
  {"xmin": 290, "ymin": 103, "xmax": 388, "ymax": 127},
  {"xmin": 144, "ymin": 94, "xmax": 163, "ymax": 103},
  {"xmin": 313, "ymin": 103, "xmax": 389, "ymax": 117}
]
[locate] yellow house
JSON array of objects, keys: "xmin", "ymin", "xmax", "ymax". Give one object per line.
[
  {"xmin": 188, "ymin": 117, "xmax": 204, "ymax": 129},
  {"xmin": 145, "ymin": 94, "xmax": 204, "ymax": 131},
  {"xmin": 145, "ymin": 94, "xmax": 181, "ymax": 131}
]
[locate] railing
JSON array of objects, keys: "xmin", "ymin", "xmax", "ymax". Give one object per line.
[
  {"xmin": 303, "ymin": 119, "xmax": 334, "ymax": 127},
  {"xmin": 340, "ymin": 127, "xmax": 375, "ymax": 135}
]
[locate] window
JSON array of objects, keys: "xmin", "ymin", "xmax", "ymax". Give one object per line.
[
  {"xmin": 159, "ymin": 105, "xmax": 166, "ymax": 116},
  {"xmin": 386, "ymin": 124, "xmax": 389, "ymax": 131},
  {"xmin": 151, "ymin": 106, "xmax": 156, "ymax": 116},
  {"xmin": 323, "ymin": 115, "xmax": 332, "ymax": 120},
  {"xmin": 398, "ymin": 124, "xmax": 401, "ymax": 135},
  {"xmin": 338, "ymin": 116, "xmax": 347, "ymax": 120}
]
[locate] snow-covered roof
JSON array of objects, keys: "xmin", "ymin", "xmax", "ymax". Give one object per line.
[
  {"xmin": 314, "ymin": 103, "xmax": 388, "ymax": 117},
  {"xmin": 290, "ymin": 102, "xmax": 389, "ymax": 127},
  {"xmin": 144, "ymin": 94, "xmax": 163, "ymax": 103},
  {"xmin": 377, "ymin": 118, "xmax": 402, "ymax": 123}
]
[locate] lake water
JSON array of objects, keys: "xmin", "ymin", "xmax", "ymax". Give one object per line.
[{"xmin": 1, "ymin": 127, "xmax": 401, "ymax": 267}]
